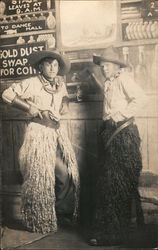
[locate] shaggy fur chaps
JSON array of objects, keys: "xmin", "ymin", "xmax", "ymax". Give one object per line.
[{"xmin": 19, "ymin": 122, "xmax": 80, "ymax": 234}]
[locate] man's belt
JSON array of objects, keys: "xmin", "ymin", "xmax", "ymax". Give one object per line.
[
  {"xmin": 105, "ymin": 117, "xmax": 134, "ymax": 150},
  {"xmin": 31, "ymin": 116, "xmax": 60, "ymax": 129}
]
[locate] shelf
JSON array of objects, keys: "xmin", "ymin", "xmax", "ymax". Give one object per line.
[
  {"xmin": 0, "ymin": 9, "xmax": 55, "ymax": 20},
  {"xmin": 121, "ymin": 0, "xmax": 142, "ymax": 4},
  {"xmin": 115, "ymin": 38, "xmax": 158, "ymax": 47},
  {"xmin": 0, "ymin": 29, "xmax": 56, "ymax": 39},
  {"xmin": 121, "ymin": 18, "xmax": 143, "ymax": 23},
  {"xmin": 70, "ymin": 58, "xmax": 93, "ymax": 64}
]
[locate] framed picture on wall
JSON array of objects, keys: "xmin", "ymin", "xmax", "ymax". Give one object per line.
[{"xmin": 59, "ymin": 0, "xmax": 119, "ymax": 50}]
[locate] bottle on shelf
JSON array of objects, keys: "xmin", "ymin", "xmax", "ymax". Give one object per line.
[
  {"xmin": 133, "ymin": 22, "xmax": 140, "ymax": 40},
  {"xmin": 131, "ymin": 22, "xmax": 137, "ymax": 40},
  {"xmin": 31, "ymin": 13, "xmax": 37, "ymax": 20},
  {"xmin": 47, "ymin": 35, "xmax": 56, "ymax": 48},
  {"xmin": 122, "ymin": 47, "xmax": 134, "ymax": 76},
  {"xmin": 23, "ymin": 14, "xmax": 31, "ymax": 21},
  {"xmin": 129, "ymin": 22, "xmax": 133, "ymax": 40},
  {"xmin": 28, "ymin": 35, "xmax": 35, "ymax": 43},
  {"xmin": 137, "ymin": 21, "xmax": 144, "ymax": 40},
  {"xmin": 38, "ymin": 12, "xmax": 46, "ymax": 21},
  {"xmin": 37, "ymin": 35, "xmax": 42, "ymax": 42},
  {"xmin": 9, "ymin": 16, "xmax": 14, "ymax": 23},
  {"xmin": 142, "ymin": 21, "xmax": 148, "ymax": 39},
  {"xmin": 0, "ymin": 1, "xmax": 6, "ymax": 16},
  {"xmin": 151, "ymin": 21, "xmax": 158, "ymax": 39},
  {"xmin": 151, "ymin": 44, "xmax": 158, "ymax": 90},
  {"xmin": 16, "ymin": 36, "xmax": 25, "ymax": 44},
  {"xmin": 71, "ymin": 73, "xmax": 80, "ymax": 82},
  {"xmin": 134, "ymin": 46, "xmax": 148, "ymax": 89},
  {"xmin": 16, "ymin": 15, "xmax": 23, "ymax": 22},
  {"xmin": 76, "ymin": 84, "xmax": 83, "ymax": 102},
  {"xmin": 46, "ymin": 11, "xmax": 56, "ymax": 29},
  {"xmin": 1, "ymin": 15, "xmax": 7, "ymax": 23},
  {"xmin": 126, "ymin": 22, "xmax": 132, "ymax": 40},
  {"xmin": 146, "ymin": 21, "xmax": 152, "ymax": 39},
  {"xmin": 47, "ymin": 0, "xmax": 51, "ymax": 9}
]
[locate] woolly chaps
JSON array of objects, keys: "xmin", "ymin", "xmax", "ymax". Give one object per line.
[
  {"xmin": 19, "ymin": 122, "xmax": 79, "ymax": 234},
  {"xmin": 91, "ymin": 121, "xmax": 143, "ymax": 241}
]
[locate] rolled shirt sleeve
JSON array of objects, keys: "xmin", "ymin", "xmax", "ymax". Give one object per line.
[{"xmin": 2, "ymin": 80, "xmax": 31, "ymax": 104}]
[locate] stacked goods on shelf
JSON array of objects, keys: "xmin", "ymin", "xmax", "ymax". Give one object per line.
[
  {"xmin": 121, "ymin": 6, "xmax": 141, "ymax": 20},
  {"xmin": 121, "ymin": 0, "xmax": 158, "ymax": 41},
  {"xmin": 125, "ymin": 20, "xmax": 158, "ymax": 40}
]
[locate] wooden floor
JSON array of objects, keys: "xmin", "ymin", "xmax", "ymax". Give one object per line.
[{"xmin": 2, "ymin": 223, "xmax": 158, "ymax": 250}]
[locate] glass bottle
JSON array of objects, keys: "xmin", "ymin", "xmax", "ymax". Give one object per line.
[
  {"xmin": 0, "ymin": 1, "xmax": 6, "ymax": 16},
  {"xmin": 76, "ymin": 84, "xmax": 83, "ymax": 102},
  {"xmin": 46, "ymin": 11, "xmax": 56, "ymax": 29},
  {"xmin": 130, "ymin": 22, "xmax": 136, "ymax": 40},
  {"xmin": 16, "ymin": 36, "xmax": 25, "ymax": 44},
  {"xmin": 31, "ymin": 13, "xmax": 37, "ymax": 20},
  {"xmin": 1, "ymin": 15, "xmax": 7, "ymax": 23},
  {"xmin": 142, "ymin": 21, "xmax": 148, "ymax": 39},
  {"xmin": 47, "ymin": 0, "xmax": 51, "ymax": 9},
  {"xmin": 133, "ymin": 22, "xmax": 139, "ymax": 40},
  {"xmin": 23, "ymin": 14, "xmax": 30, "ymax": 21},
  {"xmin": 38, "ymin": 12, "xmax": 45, "ymax": 21},
  {"xmin": 126, "ymin": 23, "xmax": 132, "ymax": 40},
  {"xmin": 137, "ymin": 21, "xmax": 144, "ymax": 40},
  {"xmin": 151, "ymin": 44, "xmax": 158, "ymax": 90},
  {"xmin": 151, "ymin": 21, "xmax": 158, "ymax": 39},
  {"xmin": 146, "ymin": 21, "xmax": 152, "ymax": 39},
  {"xmin": 16, "ymin": 15, "xmax": 23, "ymax": 22},
  {"xmin": 28, "ymin": 35, "xmax": 35, "ymax": 43},
  {"xmin": 47, "ymin": 35, "xmax": 56, "ymax": 48},
  {"xmin": 122, "ymin": 47, "xmax": 134, "ymax": 77},
  {"xmin": 37, "ymin": 35, "xmax": 42, "ymax": 42},
  {"xmin": 134, "ymin": 46, "xmax": 148, "ymax": 89},
  {"xmin": 9, "ymin": 16, "xmax": 14, "ymax": 23},
  {"xmin": 71, "ymin": 73, "xmax": 80, "ymax": 82}
]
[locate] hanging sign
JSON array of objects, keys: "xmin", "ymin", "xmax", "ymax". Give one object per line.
[
  {"xmin": 142, "ymin": 0, "xmax": 158, "ymax": 18},
  {"xmin": 0, "ymin": 20, "xmax": 46, "ymax": 35},
  {"xmin": 0, "ymin": 41, "xmax": 46, "ymax": 79},
  {"xmin": 2, "ymin": 0, "xmax": 50, "ymax": 15}
]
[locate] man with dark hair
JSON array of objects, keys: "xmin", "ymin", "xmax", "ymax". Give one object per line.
[{"xmin": 2, "ymin": 50, "xmax": 80, "ymax": 234}]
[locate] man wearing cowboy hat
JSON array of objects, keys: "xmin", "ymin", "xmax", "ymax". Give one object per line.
[
  {"xmin": 2, "ymin": 49, "xmax": 80, "ymax": 234},
  {"xmin": 88, "ymin": 46, "xmax": 147, "ymax": 246}
]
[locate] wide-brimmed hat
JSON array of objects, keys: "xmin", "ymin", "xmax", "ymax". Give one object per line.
[
  {"xmin": 28, "ymin": 49, "xmax": 71, "ymax": 75},
  {"xmin": 93, "ymin": 46, "xmax": 127, "ymax": 68}
]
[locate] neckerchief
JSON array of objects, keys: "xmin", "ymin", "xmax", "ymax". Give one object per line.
[
  {"xmin": 104, "ymin": 71, "xmax": 120, "ymax": 108},
  {"xmin": 38, "ymin": 74, "xmax": 63, "ymax": 95}
]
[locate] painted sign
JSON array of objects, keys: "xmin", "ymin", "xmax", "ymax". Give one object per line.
[
  {"xmin": 3, "ymin": 0, "xmax": 51, "ymax": 15},
  {"xmin": 142, "ymin": 0, "xmax": 158, "ymax": 18},
  {"xmin": 0, "ymin": 41, "xmax": 46, "ymax": 79},
  {"xmin": 0, "ymin": 20, "xmax": 46, "ymax": 35}
]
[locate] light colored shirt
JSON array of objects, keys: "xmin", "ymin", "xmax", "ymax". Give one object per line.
[
  {"xmin": 2, "ymin": 75, "xmax": 68, "ymax": 116},
  {"xmin": 103, "ymin": 71, "xmax": 147, "ymax": 122}
]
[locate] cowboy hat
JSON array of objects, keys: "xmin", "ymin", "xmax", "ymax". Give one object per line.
[
  {"xmin": 93, "ymin": 46, "xmax": 127, "ymax": 68},
  {"xmin": 28, "ymin": 49, "xmax": 71, "ymax": 76}
]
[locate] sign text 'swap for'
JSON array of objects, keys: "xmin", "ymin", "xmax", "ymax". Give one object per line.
[{"xmin": 0, "ymin": 42, "xmax": 45, "ymax": 79}]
